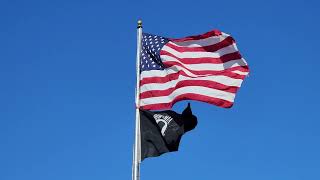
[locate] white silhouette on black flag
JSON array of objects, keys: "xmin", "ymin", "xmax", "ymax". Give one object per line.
[{"xmin": 140, "ymin": 103, "xmax": 197, "ymax": 161}]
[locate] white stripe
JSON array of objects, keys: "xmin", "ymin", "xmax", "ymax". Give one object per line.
[
  {"xmin": 161, "ymin": 44, "xmax": 238, "ymax": 59},
  {"xmin": 232, "ymin": 70, "xmax": 249, "ymax": 75},
  {"xmin": 161, "ymin": 56, "xmax": 247, "ymax": 71},
  {"xmin": 141, "ymin": 66, "xmax": 209, "ymax": 78},
  {"xmin": 141, "ymin": 69, "xmax": 170, "ymax": 78},
  {"xmin": 172, "ymin": 33, "xmax": 229, "ymax": 47},
  {"xmin": 140, "ymin": 75, "xmax": 243, "ymax": 93},
  {"xmin": 140, "ymin": 86, "xmax": 235, "ymax": 106},
  {"xmin": 141, "ymin": 65, "xmax": 246, "ymax": 81},
  {"xmin": 140, "ymin": 62, "xmax": 247, "ymax": 80}
]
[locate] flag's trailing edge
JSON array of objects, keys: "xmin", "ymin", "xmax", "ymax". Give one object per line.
[
  {"xmin": 139, "ymin": 29, "xmax": 249, "ymax": 110},
  {"xmin": 140, "ymin": 103, "xmax": 197, "ymax": 161}
]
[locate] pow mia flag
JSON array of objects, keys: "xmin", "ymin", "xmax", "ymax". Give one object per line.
[{"xmin": 140, "ymin": 103, "xmax": 197, "ymax": 161}]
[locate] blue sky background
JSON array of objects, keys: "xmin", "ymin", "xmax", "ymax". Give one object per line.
[{"xmin": 1, "ymin": 0, "xmax": 320, "ymax": 179}]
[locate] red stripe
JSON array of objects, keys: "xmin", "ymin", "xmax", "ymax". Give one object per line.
[
  {"xmin": 140, "ymin": 70, "xmax": 245, "ymax": 86},
  {"xmin": 140, "ymin": 93, "xmax": 233, "ymax": 110},
  {"xmin": 160, "ymin": 51, "xmax": 242, "ymax": 64},
  {"xmin": 140, "ymin": 80, "xmax": 239, "ymax": 99},
  {"xmin": 165, "ymin": 36, "xmax": 235, "ymax": 53},
  {"xmin": 170, "ymin": 29, "xmax": 222, "ymax": 42},
  {"xmin": 162, "ymin": 61, "xmax": 249, "ymax": 76}
]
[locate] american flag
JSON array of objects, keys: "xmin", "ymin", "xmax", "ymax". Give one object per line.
[{"xmin": 139, "ymin": 29, "xmax": 249, "ymax": 110}]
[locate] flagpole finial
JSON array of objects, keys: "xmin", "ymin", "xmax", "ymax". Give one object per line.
[{"xmin": 137, "ymin": 20, "xmax": 142, "ymax": 28}]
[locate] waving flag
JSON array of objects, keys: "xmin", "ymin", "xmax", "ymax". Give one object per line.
[
  {"xmin": 140, "ymin": 103, "xmax": 197, "ymax": 161},
  {"xmin": 139, "ymin": 29, "xmax": 249, "ymax": 110}
]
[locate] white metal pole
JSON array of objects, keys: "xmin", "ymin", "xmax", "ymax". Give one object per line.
[{"xmin": 132, "ymin": 20, "xmax": 142, "ymax": 180}]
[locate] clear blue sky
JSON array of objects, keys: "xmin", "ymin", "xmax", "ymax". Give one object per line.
[{"xmin": 1, "ymin": 0, "xmax": 319, "ymax": 179}]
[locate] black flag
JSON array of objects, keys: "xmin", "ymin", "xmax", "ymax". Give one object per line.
[{"xmin": 140, "ymin": 103, "xmax": 197, "ymax": 161}]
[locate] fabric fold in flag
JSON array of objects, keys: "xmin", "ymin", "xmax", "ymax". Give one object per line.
[
  {"xmin": 140, "ymin": 103, "xmax": 197, "ymax": 161},
  {"xmin": 139, "ymin": 29, "xmax": 249, "ymax": 110}
]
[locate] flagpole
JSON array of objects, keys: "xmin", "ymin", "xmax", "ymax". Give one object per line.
[{"xmin": 132, "ymin": 20, "xmax": 142, "ymax": 180}]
